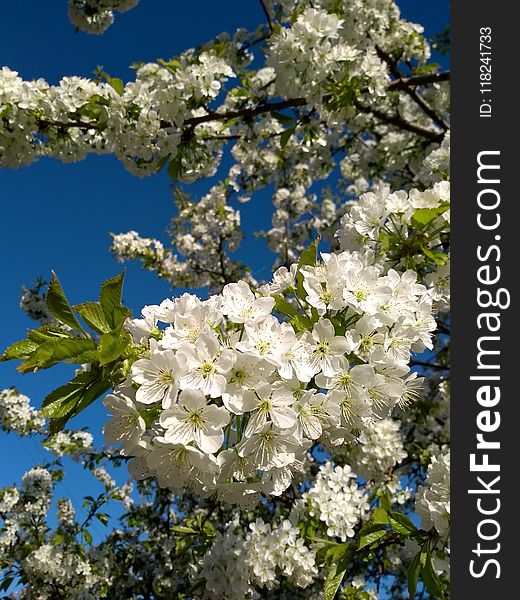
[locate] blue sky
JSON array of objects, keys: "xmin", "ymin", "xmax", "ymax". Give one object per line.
[{"xmin": 0, "ymin": 0, "xmax": 449, "ymax": 532}]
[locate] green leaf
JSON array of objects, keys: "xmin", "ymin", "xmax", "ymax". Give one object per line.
[
  {"xmin": 42, "ymin": 370, "xmax": 111, "ymax": 429},
  {"xmin": 168, "ymin": 156, "xmax": 182, "ymax": 179},
  {"xmin": 271, "ymin": 111, "xmax": 294, "ymax": 125},
  {"xmin": 378, "ymin": 230, "xmax": 391, "ymax": 253},
  {"xmin": 138, "ymin": 405, "xmax": 162, "ymax": 429},
  {"xmin": 112, "ymin": 305, "xmax": 133, "ymax": 329},
  {"xmin": 407, "ymin": 552, "xmax": 421, "ymax": 599},
  {"xmin": 411, "ymin": 208, "xmax": 443, "ymax": 228},
  {"xmin": 290, "ymin": 313, "xmax": 313, "ymax": 333},
  {"xmin": 0, "ymin": 577, "xmax": 14, "ymax": 592},
  {"xmin": 108, "ymin": 77, "xmax": 124, "ymax": 95},
  {"xmin": 99, "ymin": 272, "xmax": 125, "ymax": 323},
  {"xmin": 27, "ymin": 325, "xmax": 75, "ymax": 344},
  {"xmin": 155, "ymin": 154, "xmax": 170, "ymax": 172},
  {"xmin": 98, "ymin": 331, "xmax": 130, "ymax": 366},
  {"xmin": 324, "ymin": 562, "xmax": 346, "ymax": 600},
  {"xmin": 74, "ymin": 302, "xmax": 111, "ymax": 334},
  {"xmin": 17, "ymin": 338, "xmax": 97, "ymax": 373},
  {"xmin": 42, "ymin": 377, "xmax": 88, "ymax": 419},
  {"xmin": 316, "ymin": 541, "xmax": 349, "ymax": 567},
  {"xmin": 295, "ymin": 239, "xmax": 320, "ymax": 302},
  {"xmin": 1, "ymin": 339, "xmax": 40, "ymax": 361},
  {"xmin": 357, "ymin": 523, "xmax": 388, "ymax": 550},
  {"xmin": 298, "ymin": 239, "xmax": 319, "ymax": 269},
  {"xmin": 171, "ymin": 525, "xmax": 197, "ymax": 534},
  {"xmin": 421, "ymin": 246, "xmax": 449, "ymax": 266},
  {"xmin": 280, "ymin": 126, "xmax": 295, "ymax": 148},
  {"xmin": 421, "ymin": 550, "xmax": 444, "ymax": 599},
  {"xmin": 372, "ymin": 507, "xmax": 389, "ymax": 524},
  {"xmin": 46, "ymin": 272, "xmax": 85, "ymax": 334},
  {"xmin": 83, "ymin": 529, "xmax": 93, "ymax": 545},
  {"xmin": 95, "ymin": 513, "xmax": 109, "ymax": 526},
  {"xmin": 378, "ymin": 491, "xmax": 392, "ymax": 512},
  {"xmin": 273, "ymin": 294, "xmax": 298, "ymax": 318},
  {"xmin": 388, "ymin": 512, "xmax": 417, "ymax": 535}
]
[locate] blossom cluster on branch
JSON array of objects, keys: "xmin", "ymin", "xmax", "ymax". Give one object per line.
[
  {"xmin": 1, "ymin": 1, "xmax": 450, "ymax": 597},
  {"xmin": 1, "ymin": 1, "xmax": 446, "ymax": 181},
  {"xmin": 67, "ymin": 0, "xmax": 140, "ymax": 34}
]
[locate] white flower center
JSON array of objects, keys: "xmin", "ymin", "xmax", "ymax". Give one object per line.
[
  {"xmin": 160, "ymin": 370, "xmax": 174, "ymax": 384},
  {"xmin": 199, "ymin": 362, "xmax": 217, "ymax": 378},
  {"xmin": 316, "ymin": 342, "xmax": 330, "ymax": 356}
]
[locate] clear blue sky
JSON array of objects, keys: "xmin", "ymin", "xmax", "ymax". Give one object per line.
[{"xmin": 0, "ymin": 0, "xmax": 449, "ymax": 527}]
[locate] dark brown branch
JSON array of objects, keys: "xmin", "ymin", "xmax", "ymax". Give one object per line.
[
  {"xmin": 375, "ymin": 46, "xmax": 449, "ymax": 131},
  {"xmin": 353, "ymin": 99, "xmax": 444, "ymax": 143},
  {"xmin": 387, "ymin": 71, "xmax": 450, "ymax": 90},
  {"xmin": 35, "ymin": 72, "xmax": 450, "ymax": 145},
  {"xmin": 411, "ymin": 359, "xmax": 449, "ymax": 370},
  {"xmin": 259, "ymin": 0, "xmax": 274, "ymax": 32},
  {"xmin": 183, "ymin": 96, "xmax": 307, "ymax": 127},
  {"xmin": 183, "ymin": 72, "xmax": 450, "ymax": 129}
]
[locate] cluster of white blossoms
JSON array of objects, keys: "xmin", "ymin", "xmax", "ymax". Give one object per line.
[
  {"xmin": 266, "ymin": 0, "xmax": 430, "ymax": 100},
  {"xmin": 44, "ymin": 429, "xmax": 94, "ymax": 458},
  {"xmin": 68, "ymin": 0, "xmax": 139, "ymax": 34},
  {"xmin": 57, "ymin": 497, "xmax": 76, "ymax": 527},
  {"xmin": 0, "ymin": 422, "xmax": 138, "ymax": 599},
  {"xmin": 200, "ymin": 515, "xmax": 317, "ymax": 599},
  {"xmin": 0, "ymin": 48, "xmax": 235, "ymax": 174},
  {"xmin": 0, "ymin": 0, "xmax": 442, "ymax": 184},
  {"xmin": 24, "ymin": 543, "xmax": 98, "ymax": 596},
  {"xmin": 418, "ymin": 131, "xmax": 451, "ymax": 186},
  {"xmin": 336, "ymin": 173, "xmax": 450, "ymax": 312},
  {"xmin": 102, "ymin": 244, "xmax": 437, "ymax": 502},
  {"xmin": 416, "ymin": 449, "xmax": 450, "ymax": 539},
  {"xmin": 0, "ymin": 388, "xmax": 45, "ymax": 434},
  {"xmin": 339, "ymin": 181, "xmax": 450, "ymax": 248},
  {"xmin": 1, "ymin": 467, "xmax": 52, "ymax": 555},
  {"xmin": 245, "ymin": 518, "xmax": 318, "ymax": 589},
  {"xmin": 0, "ymin": 0, "xmax": 451, "ymax": 596},
  {"xmin": 200, "ymin": 520, "xmax": 254, "ymax": 599},
  {"xmin": 19, "ymin": 280, "xmax": 57, "ymax": 325},
  {"xmin": 349, "ymin": 418, "xmax": 407, "ymax": 479},
  {"xmin": 110, "ymin": 230, "xmax": 179, "ymax": 280},
  {"xmin": 267, "ymin": 8, "xmax": 367, "ymax": 100},
  {"xmin": 301, "ymin": 462, "xmax": 369, "ymax": 541},
  {"xmin": 410, "ymin": 377, "xmax": 450, "ymax": 454}
]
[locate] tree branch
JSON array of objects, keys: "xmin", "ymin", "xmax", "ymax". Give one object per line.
[
  {"xmin": 411, "ymin": 359, "xmax": 449, "ymax": 370},
  {"xmin": 375, "ymin": 46, "xmax": 449, "ymax": 131},
  {"xmin": 34, "ymin": 71, "xmax": 450, "ymax": 145},
  {"xmin": 353, "ymin": 99, "xmax": 444, "ymax": 143},
  {"xmin": 259, "ymin": 0, "xmax": 274, "ymax": 33}
]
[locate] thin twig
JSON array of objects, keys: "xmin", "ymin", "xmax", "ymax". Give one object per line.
[
  {"xmin": 259, "ymin": 0, "xmax": 274, "ymax": 32},
  {"xmin": 376, "ymin": 46, "xmax": 449, "ymax": 131}
]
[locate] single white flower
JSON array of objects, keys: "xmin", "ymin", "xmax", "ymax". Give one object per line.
[
  {"xmin": 160, "ymin": 389, "xmax": 229, "ymax": 453},
  {"xmin": 235, "ymin": 316, "xmax": 295, "ymax": 366},
  {"xmin": 178, "ymin": 332, "xmax": 236, "ymax": 398},
  {"xmin": 241, "ymin": 382, "xmax": 297, "ymax": 437},
  {"xmin": 305, "ymin": 319, "xmax": 351, "ymax": 376},
  {"xmin": 293, "ymin": 390, "xmax": 340, "ymax": 440},
  {"xmin": 269, "ymin": 264, "xmax": 297, "ymax": 294},
  {"xmin": 222, "ymin": 354, "xmax": 275, "ymax": 414},
  {"xmin": 146, "ymin": 437, "xmax": 219, "ymax": 490},
  {"xmin": 131, "ymin": 345, "xmax": 187, "ymax": 407},
  {"xmin": 221, "ymin": 280, "xmax": 274, "ymax": 324},
  {"xmin": 103, "ymin": 391, "xmax": 146, "ymax": 452},
  {"xmin": 343, "ymin": 266, "xmax": 391, "ymax": 315},
  {"xmin": 237, "ymin": 423, "xmax": 299, "ymax": 471}
]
